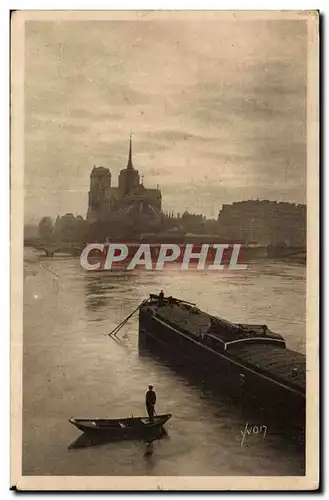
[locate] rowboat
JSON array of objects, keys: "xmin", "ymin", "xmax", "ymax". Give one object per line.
[{"xmin": 69, "ymin": 413, "xmax": 171, "ymax": 439}]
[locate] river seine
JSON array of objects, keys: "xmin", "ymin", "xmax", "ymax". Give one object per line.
[{"xmin": 23, "ymin": 249, "xmax": 306, "ymax": 476}]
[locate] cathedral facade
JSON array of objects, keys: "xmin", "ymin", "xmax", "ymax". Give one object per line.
[{"xmin": 87, "ymin": 137, "xmax": 162, "ymax": 225}]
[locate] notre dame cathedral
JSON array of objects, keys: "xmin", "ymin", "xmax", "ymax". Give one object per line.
[{"xmin": 87, "ymin": 137, "xmax": 162, "ymax": 236}]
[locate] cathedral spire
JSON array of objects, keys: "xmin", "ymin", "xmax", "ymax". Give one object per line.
[{"xmin": 127, "ymin": 134, "xmax": 133, "ymax": 170}]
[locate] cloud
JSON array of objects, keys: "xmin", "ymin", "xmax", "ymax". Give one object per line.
[{"xmin": 24, "ymin": 18, "xmax": 307, "ymax": 222}]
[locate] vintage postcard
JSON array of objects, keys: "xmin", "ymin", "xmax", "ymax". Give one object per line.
[{"xmin": 11, "ymin": 10, "xmax": 319, "ymax": 491}]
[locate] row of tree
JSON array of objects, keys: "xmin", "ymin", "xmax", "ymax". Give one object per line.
[
  {"xmin": 38, "ymin": 214, "xmax": 88, "ymax": 244},
  {"xmin": 37, "ymin": 210, "xmax": 223, "ymax": 245}
]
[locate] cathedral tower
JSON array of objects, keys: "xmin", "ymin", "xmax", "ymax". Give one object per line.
[
  {"xmin": 118, "ymin": 136, "xmax": 140, "ymax": 195},
  {"xmin": 87, "ymin": 166, "xmax": 112, "ymax": 221}
]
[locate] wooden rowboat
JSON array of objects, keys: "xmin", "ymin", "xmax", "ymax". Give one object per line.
[{"xmin": 69, "ymin": 413, "xmax": 171, "ymax": 439}]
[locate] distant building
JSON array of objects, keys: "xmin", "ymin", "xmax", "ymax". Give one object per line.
[
  {"xmin": 87, "ymin": 137, "xmax": 162, "ymax": 225},
  {"xmin": 217, "ymin": 200, "xmax": 306, "ymax": 246},
  {"xmin": 54, "ymin": 213, "xmax": 86, "ymax": 243}
]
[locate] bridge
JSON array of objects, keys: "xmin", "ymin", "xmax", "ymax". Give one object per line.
[{"xmin": 24, "ymin": 238, "xmax": 84, "ymax": 257}]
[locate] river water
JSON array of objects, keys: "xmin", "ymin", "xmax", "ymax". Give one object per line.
[{"xmin": 23, "ymin": 249, "xmax": 306, "ymax": 476}]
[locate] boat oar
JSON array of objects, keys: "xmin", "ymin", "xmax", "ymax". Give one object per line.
[
  {"xmin": 108, "ymin": 299, "xmax": 148, "ymax": 338},
  {"xmin": 113, "ymin": 298, "xmax": 148, "ymax": 336}
]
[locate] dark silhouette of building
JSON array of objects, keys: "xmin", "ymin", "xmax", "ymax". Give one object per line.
[
  {"xmin": 53, "ymin": 213, "xmax": 87, "ymax": 243},
  {"xmin": 87, "ymin": 137, "xmax": 162, "ymax": 226},
  {"xmin": 217, "ymin": 200, "xmax": 306, "ymax": 247}
]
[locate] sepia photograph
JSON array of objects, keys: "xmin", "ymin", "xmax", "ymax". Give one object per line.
[{"xmin": 11, "ymin": 9, "xmax": 319, "ymax": 490}]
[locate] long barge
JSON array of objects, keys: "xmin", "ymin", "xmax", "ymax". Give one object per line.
[{"xmin": 139, "ymin": 294, "xmax": 306, "ymax": 421}]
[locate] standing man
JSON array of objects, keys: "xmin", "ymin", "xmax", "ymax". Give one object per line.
[
  {"xmin": 145, "ymin": 384, "xmax": 156, "ymax": 423},
  {"xmin": 159, "ymin": 290, "xmax": 164, "ymax": 305}
]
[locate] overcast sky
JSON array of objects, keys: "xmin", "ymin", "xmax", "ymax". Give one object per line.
[{"xmin": 24, "ymin": 16, "xmax": 307, "ymax": 223}]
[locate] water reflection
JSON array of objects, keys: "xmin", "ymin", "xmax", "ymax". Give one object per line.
[
  {"xmin": 68, "ymin": 427, "xmax": 169, "ymax": 450},
  {"xmin": 139, "ymin": 336, "xmax": 305, "ymax": 449},
  {"xmin": 84, "ymin": 273, "xmax": 115, "ymax": 312},
  {"xmin": 23, "ymin": 258, "xmax": 306, "ymax": 476},
  {"xmin": 83, "ymin": 271, "xmax": 135, "ymax": 312}
]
